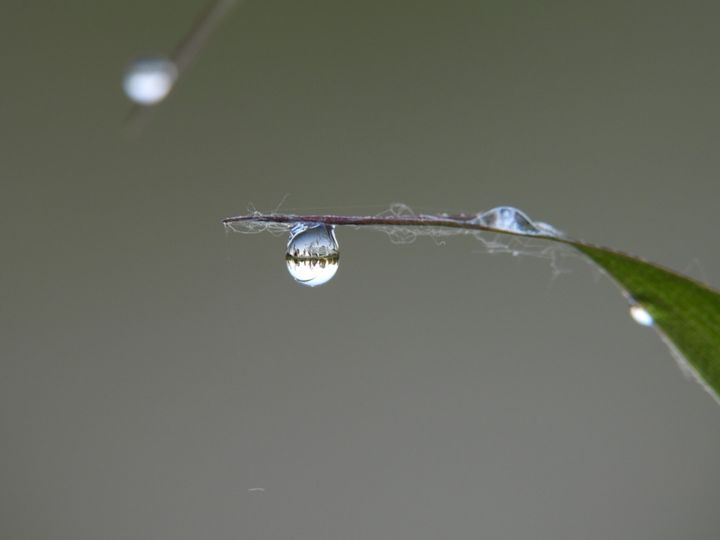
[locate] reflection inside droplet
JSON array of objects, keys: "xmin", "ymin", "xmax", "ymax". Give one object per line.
[
  {"xmin": 286, "ymin": 224, "xmax": 339, "ymax": 287},
  {"xmin": 477, "ymin": 206, "xmax": 541, "ymax": 234},
  {"xmin": 123, "ymin": 57, "xmax": 178, "ymax": 105},
  {"xmin": 630, "ymin": 304, "xmax": 654, "ymax": 327}
]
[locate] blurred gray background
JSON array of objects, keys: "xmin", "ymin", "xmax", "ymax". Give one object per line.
[{"xmin": 2, "ymin": 1, "xmax": 720, "ymax": 538}]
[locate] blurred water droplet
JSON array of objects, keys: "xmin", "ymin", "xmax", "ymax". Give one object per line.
[
  {"xmin": 286, "ymin": 224, "xmax": 339, "ymax": 287},
  {"xmin": 630, "ymin": 304, "xmax": 654, "ymax": 327},
  {"xmin": 478, "ymin": 206, "xmax": 541, "ymax": 234},
  {"xmin": 123, "ymin": 57, "xmax": 178, "ymax": 105}
]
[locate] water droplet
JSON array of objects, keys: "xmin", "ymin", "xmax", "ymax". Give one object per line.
[
  {"xmin": 630, "ymin": 304, "xmax": 654, "ymax": 327},
  {"xmin": 286, "ymin": 224, "xmax": 339, "ymax": 287},
  {"xmin": 123, "ymin": 57, "xmax": 178, "ymax": 105},
  {"xmin": 477, "ymin": 206, "xmax": 541, "ymax": 234}
]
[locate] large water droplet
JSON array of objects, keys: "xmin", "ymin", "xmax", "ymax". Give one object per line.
[
  {"xmin": 477, "ymin": 206, "xmax": 541, "ymax": 234},
  {"xmin": 630, "ymin": 304, "xmax": 654, "ymax": 327},
  {"xmin": 123, "ymin": 57, "xmax": 178, "ymax": 105},
  {"xmin": 286, "ymin": 224, "xmax": 339, "ymax": 287}
]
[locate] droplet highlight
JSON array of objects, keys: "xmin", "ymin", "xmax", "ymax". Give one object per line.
[
  {"xmin": 123, "ymin": 57, "xmax": 178, "ymax": 105},
  {"xmin": 477, "ymin": 206, "xmax": 541, "ymax": 234},
  {"xmin": 286, "ymin": 224, "xmax": 339, "ymax": 287},
  {"xmin": 630, "ymin": 304, "xmax": 654, "ymax": 327}
]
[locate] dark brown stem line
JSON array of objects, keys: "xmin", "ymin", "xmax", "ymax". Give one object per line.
[{"xmin": 221, "ymin": 211, "xmax": 560, "ymax": 241}]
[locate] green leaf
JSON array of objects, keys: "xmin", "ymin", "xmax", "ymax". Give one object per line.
[{"xmin": 570, "ymin": 241, "xmax": 720, "ymax": 401}]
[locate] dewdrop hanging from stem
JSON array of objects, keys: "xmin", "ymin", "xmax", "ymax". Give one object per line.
[{"xmin": 285, "ymin": 223, "xmax": 340, "ymax": 287}]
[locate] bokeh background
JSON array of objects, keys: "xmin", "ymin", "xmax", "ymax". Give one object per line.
[{"xmin": 3, "ymin": 1, "xmax": 720, "ymax": 538}]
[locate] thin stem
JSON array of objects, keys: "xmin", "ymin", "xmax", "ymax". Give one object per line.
[{"xmin": 221, "ymin": 211, "xmax": 562, "ymax": 241}]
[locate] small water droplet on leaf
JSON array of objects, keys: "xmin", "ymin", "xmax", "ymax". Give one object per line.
[
  {"xmin": 477, "ymin": 206, "xmax": 541, "ymax": 234},
  {"xmin": 123, "ymin": 57, "xmax": 178, "ymax": 105},
  {"xmin": 286, "ymin": 224, "xmax": 339, "ymax": 287},
  {"xmin": 630, "ymin": 304, "xmax": 654, "ymax": 327}
]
